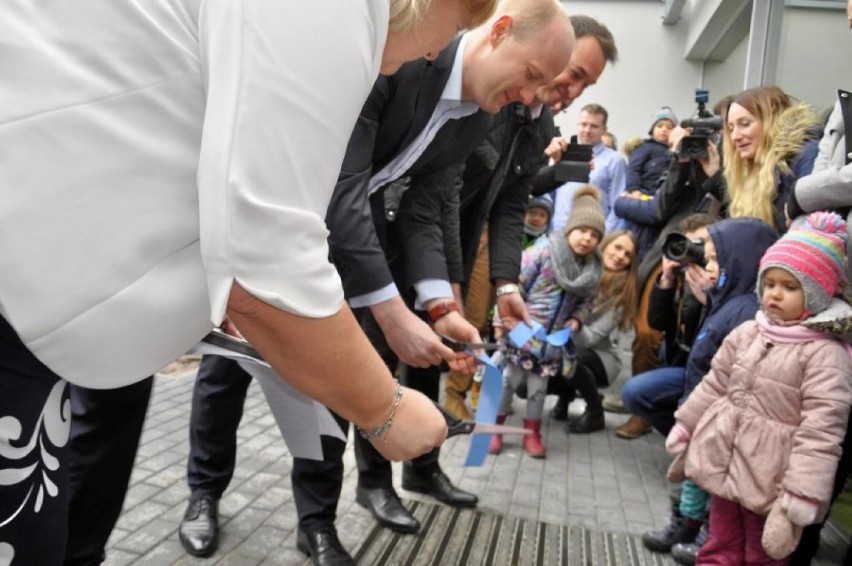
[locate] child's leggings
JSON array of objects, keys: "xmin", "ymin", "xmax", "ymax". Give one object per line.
[
  {"xmin": 499, "ymin": 364, "xmax": 546, "ymax": 419},
  {"xmin": 697, "ymin": 496, "xmax": 787, "ymax": 565}
]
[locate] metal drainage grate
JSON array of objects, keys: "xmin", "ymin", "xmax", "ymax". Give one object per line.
[{"xmin": 352, "ymin": 500, "xmax": 676, "ymax": 566}]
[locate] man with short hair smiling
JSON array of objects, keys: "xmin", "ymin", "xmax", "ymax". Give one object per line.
[
  {"xmin": 444, "ymin": 14, "xmax": 618, "ymax": 420},
  {"xmin": 552, "ymin": 103, "xmax": 627, "ymax": 234}
]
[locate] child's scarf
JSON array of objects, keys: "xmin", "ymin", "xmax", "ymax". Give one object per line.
[
  {"xmin": 756, "ymin": 311, "xmax": 852, "ymax": 358},
  {"xmin": 548, "ymin": 232, "xmax": 602, "ymax": 298}
]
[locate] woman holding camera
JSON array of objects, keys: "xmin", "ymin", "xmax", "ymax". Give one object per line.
[{"xmin": 704, "ymin": 85, "xmax": 821, "ymax": 233}]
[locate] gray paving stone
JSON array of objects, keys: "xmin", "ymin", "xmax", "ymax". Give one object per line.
[{"xmin": 103, "ymin": 370, "xmax": 781, "ymax": 564}]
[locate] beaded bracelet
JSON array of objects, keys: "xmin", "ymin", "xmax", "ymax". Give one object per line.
[{"xmin": 357, "ymin": 380, "xmax": 403, "ymax": 442}]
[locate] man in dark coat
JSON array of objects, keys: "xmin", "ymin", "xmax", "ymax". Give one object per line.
[{"xmin": 443, "ymin": 15, "xmax": 619, "ymax": 419}]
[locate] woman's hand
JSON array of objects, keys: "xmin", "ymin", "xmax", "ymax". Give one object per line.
[
  {"xmin": 697, "ymin": 141, "xmax": 721, "ymax": 178},
  {"xmin": 368, "ymin": 387, "xmax": 447, "ymax": 461}
]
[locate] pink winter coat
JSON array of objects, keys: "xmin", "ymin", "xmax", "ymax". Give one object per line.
[{"xmin": 675, "ymin": 320, "xmax": 852, "ymax": 516}]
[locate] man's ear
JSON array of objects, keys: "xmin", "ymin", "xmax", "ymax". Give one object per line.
[{"xmin": 490, "ymin": 15, "xmax": 513, "ymax": 47}]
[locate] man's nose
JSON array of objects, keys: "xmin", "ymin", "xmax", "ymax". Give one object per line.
[{"xmin": 519, "ymin": 87, "xmax": 536, "ymax": 106}]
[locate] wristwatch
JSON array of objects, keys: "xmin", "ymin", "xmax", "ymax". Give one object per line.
[
  {"xmin": 427, "ymin": 300, "xmax": 459, "ymax": 323},
  {"xmin": 495, "ymin": 283, "xmax": 520, "ymax": 298}
]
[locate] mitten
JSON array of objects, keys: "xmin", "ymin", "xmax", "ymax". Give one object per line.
[
  {"xmin": 665, "ymin": 422, "xmax": 691, "ymax": 455},
  {"xmin": 762, "ymin": 498, "xmax": 803, "ymax": 560},
  {"xmin": 781, "ymin": 491, "xmax": 820, "ymax": 527}
]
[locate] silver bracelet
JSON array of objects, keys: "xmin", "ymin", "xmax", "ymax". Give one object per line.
[
  {"xmin": 495, "ymin": 283, "xmax": 520, "ymax": 298},
  {"xmin": 357, "ymin": 380, "xmax": 403, "ymax": 442}
]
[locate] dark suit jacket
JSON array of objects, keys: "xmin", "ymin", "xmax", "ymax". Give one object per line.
[
  {"xmin": 326, "ymin": 37, "xmax": 492, "ymax": 301},
  {"xmin": 456, "ymin": 104, "xmax": 558, "ymax": 288}
]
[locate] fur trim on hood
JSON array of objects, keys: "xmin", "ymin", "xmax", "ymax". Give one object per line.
[{"xmin": 767, "ymin": 102, "xmax": 821, "ymax": 177}]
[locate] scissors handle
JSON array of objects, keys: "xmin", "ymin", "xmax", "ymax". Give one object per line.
[{"xmin": 434, "ymin": 402, "xmax": 476, "ymax": 437}]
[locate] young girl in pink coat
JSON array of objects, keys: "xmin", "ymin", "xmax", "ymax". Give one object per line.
[{"xmin": 666, "ymin": 212, "xmax": 852, "ymax": 564}]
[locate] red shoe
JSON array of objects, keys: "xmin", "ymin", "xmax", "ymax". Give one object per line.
[
  {"xmin": 488, "ymin": 414, "xmax": 506, "ymax": 454},
  {"xmin": 522, "ymin": 418, "xmax": 546, "ymax": 458}
]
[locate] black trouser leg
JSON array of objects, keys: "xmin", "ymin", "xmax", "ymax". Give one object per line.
[
  {"xmin": 565, "ymin": 349, "xmax": 607, "ymax": 411},
  {"xmin": 0, "ymin": 314, "xmax": 70, "ymax": 566},
  {"xmin": 292, "ymin": 412, "xmax": 349, "ymax": 533},
  {"xmin": 352, "ymin": 307, "xmax": 397, "ymax": 490},
  {"xmin": 65, "ymin": 377, "xmax": 153, "ymax": 566},
  {"xmin": 400, "ymin": 363, "xmax": 440, "ymax": 474},
  {"xmin": 186, "ymin": 356, "xmax": 252, "ymax": 499}
]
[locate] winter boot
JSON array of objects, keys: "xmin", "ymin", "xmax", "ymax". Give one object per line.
[
  {"xmin": 671, "ymin": 520, "xmax": 708, "ymax": 565},
  {"xmin": 444, "ymin": 369, "xmax": 474, "ymax": 420},
  {"xmin": 642, "ymin": 503, "xmax": 701, "ymax": 553},
  {"xmin": 567, "ymin": 394, "xmax": 605, "ymax": 433},
  {"xmin": 522, "ymin": 418, "xmax": 546, "ymax": 458},
  {"xmin": 488, "ymin": 414, "xmax": 506, "ymax": 454},
  {"xmin": 616, "ymin": 414, "xmax": 653, "ymax": 439}
]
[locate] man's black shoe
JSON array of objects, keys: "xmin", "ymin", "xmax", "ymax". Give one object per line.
[
  {"xmin": 178, "ymin": 495, "xmax": 219, "ymax": 557},
  {"xmin": 355, "ymin": 485, "xmax": 420, "ymax": 534},
  {"xmin": 401, "ymin": 467, "xmax": 478, "ymax": 508},
  {"xmin": 296, "ymin": 528, "xmax": 355, "ymax": 566}
]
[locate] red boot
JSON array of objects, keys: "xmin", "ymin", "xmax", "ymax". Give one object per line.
[
  {"xmin": 488, "ymin": 414, "xmax": 507, "ymax": 454},
  {"xmin": 523, "ymin": 418, "xmax": 546, "ymax": 458}
]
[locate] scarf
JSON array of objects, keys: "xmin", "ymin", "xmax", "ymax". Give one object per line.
[
  {"xmin": 756, "ymin": 311, "xmax": 852, "ymax": 358},
  {"xmin": 524, "ymin": 223, "xmax": 547, "ymax": 238},
  {"xmin": 548, "ymin": 232, "xmax": 602, "ymax": 298}
]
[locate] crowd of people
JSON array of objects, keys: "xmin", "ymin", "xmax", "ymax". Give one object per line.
[{"xmin": 1, "ymin": 1, "xmax": 851, "ymax": 566}]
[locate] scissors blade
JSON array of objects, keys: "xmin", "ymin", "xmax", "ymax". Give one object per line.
[
  {"xmin": 469, "ymin": 423, "xmax": 532, "ymax": 435},
  {"xmin": 201, "ymin": 330, "xmax": 263, "ymax": 361},
  {"xmin": 437, "ymin": 333, "xmax": 501, "ymax": 352}
]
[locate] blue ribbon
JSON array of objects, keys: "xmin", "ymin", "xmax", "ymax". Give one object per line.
[{"xmin": 463, "ymin": 321, "xmax": 572, "ymax": 466}]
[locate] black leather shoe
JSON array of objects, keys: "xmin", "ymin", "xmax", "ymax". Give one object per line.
[
  {"xmin": 296, "ymin": 528, "xmax": 355, "ymax": 566},
  {"xmin": 401, "ymin": 467, "xmax": 478, "ymax": 508},
  {"xmin": 179, "ymin": 495, "xmax": 219, "ymax": 557},
  {"xmin": 356, "ymin": 485, "xmax": 420, "ymax": 534}
]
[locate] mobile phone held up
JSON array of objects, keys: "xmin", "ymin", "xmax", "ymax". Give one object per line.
[{"xmin": 554, "ymin": 138, "xmax": 592, "ymax": 184}]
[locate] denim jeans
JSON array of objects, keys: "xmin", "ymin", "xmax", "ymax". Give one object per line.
[{"xmin": 621, "ymin": 366, "xmax": 685, "ymax": 436}]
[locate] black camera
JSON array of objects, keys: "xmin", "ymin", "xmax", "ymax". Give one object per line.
[
  {"xmin": 679, "ymin": 88, "xmax": 723, "ymax": 160},
  {"xmin": 662, "ymin": 232, "xmax": 705, "ymax": 267},
  {"xmin": 553, "ymin": 137, "xmax": 592, "ymax": 183}
]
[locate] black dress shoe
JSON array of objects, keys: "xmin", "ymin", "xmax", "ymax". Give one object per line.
[
  {"xmin": 296, "ymin": 528, "xmax": 355, "ymax": 566},
  {"xmin": 356, "ymin": 485, "xmax": 420, "ymax": 534},
  {"xmin": 401, "ymin": 467, "xmax": 478, "ymax": 508},
  {"xmin": 179, "ymin": 495, "xmax": 219, "ymax": 557}
]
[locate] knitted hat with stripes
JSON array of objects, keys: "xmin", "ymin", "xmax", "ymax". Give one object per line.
[{"xmin": 758, "ymin": 211, "xmax": 847, "ymax": 315}]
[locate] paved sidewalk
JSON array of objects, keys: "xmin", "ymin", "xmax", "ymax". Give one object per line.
[{"xmin": 103, "ymin": 363, "xmax": 848, "ymax": 565}]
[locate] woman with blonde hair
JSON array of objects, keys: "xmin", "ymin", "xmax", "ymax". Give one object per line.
[
  {"xmin": 0, "ymin": 0, "xmax": 500, "ymax": 562},
  {"xmin": 713, "ymin": 85, "xmax": 821, "ymax": 233}
]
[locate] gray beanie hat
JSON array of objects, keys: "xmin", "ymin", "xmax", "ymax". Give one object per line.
[
  {"xmin": 564, "ymin": 185, "xmax": 605, "ymax": 239},
  {"xmin": 649, "ymin": 106, "xmax": 678, "ymax": 135}
]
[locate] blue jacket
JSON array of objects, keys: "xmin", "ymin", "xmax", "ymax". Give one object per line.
[
  {"xmin": 680, "ymin": 217, "xmax": 778, "ymax": 401},
  {"xmin": 626, "ymin": 139, "xmax": 670, "ymax": 194}
]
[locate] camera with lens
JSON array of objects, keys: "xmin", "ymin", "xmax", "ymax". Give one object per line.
[
  {"xmin": 662, "ymin": 232, "xmax": 705, "ymax": 269},
  {"xmin": 553, "ymin": 136, "xmax": 592, "ymax": 184},
  {"xmin": 679, "ymin": 88, "xmax": 723, "ymax": 160}
]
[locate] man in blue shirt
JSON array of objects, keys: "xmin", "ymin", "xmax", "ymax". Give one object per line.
[{"xmin": 551, "ymin": 103, "xmax": 627, "ymax": 233}]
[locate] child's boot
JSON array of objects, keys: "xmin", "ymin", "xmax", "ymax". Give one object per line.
[
  {"xmin": 488, "ymin": 414, "xmax": 506, "ymax": 454},
  {"xmin": 522, "ymin": 418, "xmax": 546, "ymax": 458}
]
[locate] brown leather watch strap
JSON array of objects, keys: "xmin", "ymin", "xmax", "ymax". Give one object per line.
[{"xmin": 427, "ymin": 300, "xmax": 459, "ymax": 323}]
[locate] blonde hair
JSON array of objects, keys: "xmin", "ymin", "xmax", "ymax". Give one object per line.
[
  {"xmin": 593, "ymin": 230, "xmax": 639, "ymax": 330},
  {"xmin": 389, "ymin": 0, "xmax": 497, "ymax": 33},
  {"xmin": 722, "ymin": 86, "xmax": 817, "ymax": 226}
]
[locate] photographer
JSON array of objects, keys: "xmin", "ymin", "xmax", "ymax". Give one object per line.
[
  {"xmin": 616, "ymin": 107, "xmax": 728, "ymax": 415},
  {"xmin": 620, "ymin": 213, "xmax": 714, "ymax": 439}
]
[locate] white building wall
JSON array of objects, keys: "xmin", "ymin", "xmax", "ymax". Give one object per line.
[{"xmin": 555, "ymin": 1, "xmax": 849, "ymax": 147}]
